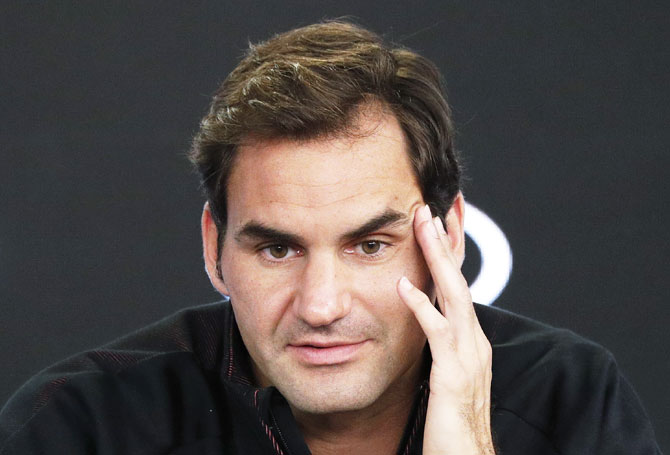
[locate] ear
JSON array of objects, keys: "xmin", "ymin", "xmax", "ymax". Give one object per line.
[
  {"xmin": 445, "ymin": 192, "xmax": 466, "ymax": 268},
  {"xmin": 201, "ymin": 202, "xmax": 230, "ymax": 296}
]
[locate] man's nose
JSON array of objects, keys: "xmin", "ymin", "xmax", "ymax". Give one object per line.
[{"xmin": 294, "ymin": 254, "xmax": 351, "ymax": 327}]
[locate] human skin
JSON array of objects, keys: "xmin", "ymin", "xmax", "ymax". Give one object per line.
[
  {"xmin": 398, "ymin": 205, "xmax": 495, "ymax": 454},
  {"xmin": 201, "ymin": 105, "xmax": 494, "ymax": 454}
]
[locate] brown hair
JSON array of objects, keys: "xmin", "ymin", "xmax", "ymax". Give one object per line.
[{"xmin": 190, "ymin": 20, "xmax": 460, "ymax": 245}]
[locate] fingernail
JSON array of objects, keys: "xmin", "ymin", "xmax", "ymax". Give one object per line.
[
  {"xmin": 399, "ymin": 276, "xmax": 413, "ymax": 290},
  {"xmin": 418, "ymin": 205, "xmax": 438, "ymax": 238},
  {"xmin": 426, "ymin": 215, "xmax": 439, "ymax": 239},
  {"xmin": 433, "ymin": 216, "xmax": 446, "ymax": 235},
  {"xmin": 420, "ymin": 204, "xmax": 431, "ymax": 221}
]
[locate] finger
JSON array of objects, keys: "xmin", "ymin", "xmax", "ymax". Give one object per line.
[
  {"xmin": 400, "ymin": 271, "xmax": 489, "ymax": 369},
  {"xmin": 433, "ymin": 215, "xmax": 457, "ymax": 266},
  {"xmin": 414, "ymin": 205, "xmax": 473, "ymax": 323},
  {"xmin": 397, "ymin": 276, "xmax": 459, "ymax": 358},
  {"xmin": 432, "ymin": 216, "xmax": 449, "ymax": 314},
  {"xmin": 414, "ymin": 206, "xmax": 484, "ymax": 371},
  {"xmin": 432, "ymin": 215, "xmax": 475, "ymax": 321},
  {"xmin": 400, "ymin": 274, "xmax": 493, "ymax": 425}
]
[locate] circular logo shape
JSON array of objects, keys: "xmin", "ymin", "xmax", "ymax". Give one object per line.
[{"xmin": 464, "ymin": 201, "xmax": 513, "ymax": 306}]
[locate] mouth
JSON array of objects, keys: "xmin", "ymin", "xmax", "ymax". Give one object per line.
[{"xmin": 287, "ymin": 340, "xmax": 369, "ymax": 366}]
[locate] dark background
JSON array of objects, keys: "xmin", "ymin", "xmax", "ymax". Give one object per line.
[{"xmin": 1, "ymin": 1, "xmax": 668, "ymax": 449}]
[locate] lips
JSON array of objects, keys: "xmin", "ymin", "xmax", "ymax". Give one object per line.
[{"xmin": 287, "ymin": 340, "xmax": 368, "ymax": 366}]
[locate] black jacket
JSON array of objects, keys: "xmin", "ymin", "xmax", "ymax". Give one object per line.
[{"xmin": 0, "ymin": 301, "xmax": 661, "ymax": 454}]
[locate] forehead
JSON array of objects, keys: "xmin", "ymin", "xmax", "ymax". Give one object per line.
[{"xmin": 226, "ymin": 111, "xmax": 421, "ymax": 230}]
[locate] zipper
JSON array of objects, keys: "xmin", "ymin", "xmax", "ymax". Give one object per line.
[{"xmin": 271, "ymin": 409, "xmax": 294, "ymax": 455}]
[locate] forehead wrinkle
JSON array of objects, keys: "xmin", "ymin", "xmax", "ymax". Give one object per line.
[
  {"xmin": 262, "ymin": 175, "xmax": 411, "ymax": 209},
  {"xmin": 265, "ymin": 187, "xmax": 405, "ymax": 211},
  {"xmin": 269, "ymin": 174, "xmax": 400, "ymax": 188}
]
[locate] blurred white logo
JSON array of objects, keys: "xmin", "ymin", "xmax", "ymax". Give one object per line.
[{"xmin": 464, "ymin": 202, "xmax": 513, "ymax": 306}]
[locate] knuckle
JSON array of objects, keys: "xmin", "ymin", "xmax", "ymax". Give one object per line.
[{"xmin": 433, "ymin": 318, "xmax": 451, "ymax": 335}]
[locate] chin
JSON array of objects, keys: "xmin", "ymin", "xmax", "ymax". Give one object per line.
[
  {"xmin": 283, "ymin": 389, "xmax": 377, "ymax": 415},
  {"xmin": 277, "ymin": 373, "xmax": 384, "ymax": 415}
]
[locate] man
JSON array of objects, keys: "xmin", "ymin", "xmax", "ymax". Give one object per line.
[{"xmin": 0, "ymin": 21, "xmax": 661, "ymax": 454}]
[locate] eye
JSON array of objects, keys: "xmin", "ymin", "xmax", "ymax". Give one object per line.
[
  {"xmin": 259, "ymin": 244, "xmax": 302, "ymax": 262},
  {"xmin": 268, "ymin": 244, "xmax": 289, "ymax": 258},
  {"xmin": 361, "ymin": 240, "xmax": 381, "ymax": 254},
  {"xmin": 345, "ymin": 239, "xmax": 390, "ymax": 260}
]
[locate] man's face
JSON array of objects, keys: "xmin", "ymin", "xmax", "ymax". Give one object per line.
[{"xmin": 206, "ymin": 109, "xmax": 436, "ymax": 415}]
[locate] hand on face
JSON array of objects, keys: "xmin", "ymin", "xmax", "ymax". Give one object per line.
[{"xmin": 397, "ymin": 204, "xmax": 495, "ymax": 455}]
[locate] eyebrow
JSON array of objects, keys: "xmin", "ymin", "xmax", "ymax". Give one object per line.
[
  {"xmin": 340, "ymin": 208, "xmax": 409, "ymax": 242},
  {"xmin": 234, "ymin": 208, "xmax": 409, "ymax": 246},
  {"xmin": 234, "ymin": 223, "xmax": 304, "ymax": 246}
]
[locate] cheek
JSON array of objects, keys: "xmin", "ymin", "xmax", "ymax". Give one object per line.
[
  {"xmin": 220, "ymin": 248, "xmax": 298, "ymax": 342},
  {"xmin": 221, "ymin": 258, "xmax": 276, "ymax": 330},
  {"xmin": 353, "ymin": 241, "xmax": 433, "ymax": 314},
  {"xmin": 392, "ymin": 240, "xmax": 434, "ymax": 294}
]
